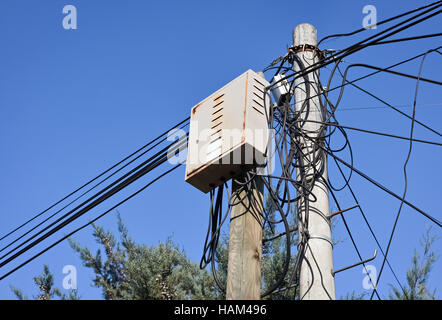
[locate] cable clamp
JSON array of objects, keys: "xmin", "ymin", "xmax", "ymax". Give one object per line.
[
  {"xmin": 289, "ymin": 44, "xmax": 325, "ymax": 59},
  {"xmin": 308, "ymin": 233, "xmax": 333, "ymax": 246}
]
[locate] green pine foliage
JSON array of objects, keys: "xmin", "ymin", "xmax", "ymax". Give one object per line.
[
  {"xmin": 67, "ymin": 214, "xmax": 219, "ymax": 300},
  {"xmin": 11, "ymin": 206, "xmax": 439, "ymax": 300},
  {"xmin": 340, "ymin": 291, "xmax": 368, "ymax": 300},
  {"xmin": 389, "ymin": 227, "xmax": 438, "ymax": 300},
  {"xmin": 11, "ymin": 265, "xmax": 79, "ymax": 300}
]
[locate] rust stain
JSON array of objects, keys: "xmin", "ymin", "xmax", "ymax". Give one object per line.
[
  {"xmin": 192, "ymin": 102, "xmax": 203, "ymax": 115},
  {"xmin": 212, "ymin": 99, "xmax": 224, "ymax": 110},
  {"xmin": 242, "ymin": 72, "xmax": 248, "ymax": 144}
]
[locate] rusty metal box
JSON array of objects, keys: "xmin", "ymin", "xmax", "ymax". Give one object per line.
[{"xmin": 185, "ymin": 69, "xmax": 271, "ymax": 193}]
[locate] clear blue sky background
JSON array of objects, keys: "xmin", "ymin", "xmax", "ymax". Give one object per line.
[{"xmin": 0, "ymin": 0, "xmax": 440, "ymax": 299}]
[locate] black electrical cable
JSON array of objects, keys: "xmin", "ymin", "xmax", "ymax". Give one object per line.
[
  {"xmin": 6, "ymin": 2, "xmax": 441, "ymax": 292},
  {"xmin": 290, "ymin": 98, "xmax": 409, "ymax": 297},
  {"xmin": 313, "ymin": 139, "xmax": 442, "ymax": 228},
  {"xmin": 198, "ymin": 3, "xmax": 442, "ymax": 298},
  {"xmin": 370, "ymin": 48, "xmax": 433, "ymax": 300},
  {"xmin": 336, "ymin": 63, "xmax": 442, "ymax": 137},
  {"xmin": 368, "ymin": 33, "xmax": 442, "ymax": 46},
  {"xmin": 0, "ymin": 164, "xmax": 182, "ymax": 282},
  {"xmin": 318, "ymin": 1, "xmax": 442, "ymax": 45},
  {"xmin": 289, "ymin": 97, "xmax": 407, "ymax": 296},
  {"xmin": 327, "ymin": 186, "xmax": 382, "ymax": 300},
  {"xmin": 337, "ymin": 102, "xmax": 442, "ymax": 112},
  {"xmin": 0, "ymin": 117, "xmax": 190, "ymax": 243},
  {"xmin": 256, "ymin": 33, "xmax": 441, "ymax": 298},
  {"xmin": 328, "ymin": 136, "xmax": 407, "ymax": 294},
  {"xmin": 0, "ymin": 137, "xmax": 188, "ymax": 268},
  {"xmin": 286, "ymin": 46, "xmax": 442, "ymax": 124},
  {"xmin": 0, "ymin": 121, "xmax": 190, "ymax": 255},
  {"xmin": 312, "ymin": 57, "xmax": 411, "ymax": 294},
  {"xmin": 266, "ymin": 55, "xmax": 327, "ymax": 299},
  {"xmin": 270, "ymin": 3, "xmax": 442, "ymax": 91},
  {"xmin": 301, "ymin": 120, "xmax": 442, "ymax": 146},
  {"xmin": 339, "ymin": 63, "xmax": 442, "ymax": 86}
]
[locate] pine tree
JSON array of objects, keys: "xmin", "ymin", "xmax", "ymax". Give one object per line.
[
  {"xmin": 12, "ymin": 210, "xmax": 439, "ymax": 300},
  {"xmin": 67, "ymin": 214, "xmax": 218, "ymax": 300},
  {"xmin": 389, "ymin": 227, "xmax": 438, "ymax": 300},
  {"xmin": 11, "ymin": 265, "xmax": 79, "ymax": 300}
]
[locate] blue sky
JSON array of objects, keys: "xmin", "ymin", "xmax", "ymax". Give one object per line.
[{"xmin": 0, "ymin": 0, "xmax": 440, "ymax": 299}]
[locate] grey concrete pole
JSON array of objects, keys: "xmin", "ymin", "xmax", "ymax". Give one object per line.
[{"xmin": 293, "ymin": 23, "xmax": 335, "ymax": 300}]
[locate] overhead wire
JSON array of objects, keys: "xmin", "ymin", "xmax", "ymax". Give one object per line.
[
  {"xmin": 317, "ymin": 1, "xmax": 442, "ymax": 46},
  {"xmin": 253, "ymin": 12, "xmax": 442, "ymax": 297},
  {"xmin": 0, "ymin": 117, "xmax": 190, "ymax": 243},
  {"xmin": 0, "ymin": 164, "xmax": 182, "ymax": 281},
  {"xmin": 0, "ymin": 136, "xmax": 188, "ymax": 268},
  {"xmin": 0, "ymin": 121, "xmax": 190, "ymax": 255},
  {"xmin": 369, "ymin": 47, "xmax": 434, "ymax": 300},
  {"xmin": 1, "ymin": 2, "xmax": 441, "ymax": 298},
  {"xmin": 270, "ymin": 2, "xmax": 442, "ymax": 91}
]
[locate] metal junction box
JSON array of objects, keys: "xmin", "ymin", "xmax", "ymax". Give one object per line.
[{"xmin": 185, "ymin": 69, "xmax": 271, "ymax": 193}]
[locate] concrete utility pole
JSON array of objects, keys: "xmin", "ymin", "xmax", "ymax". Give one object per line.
[
  {"xmin": 226, "ymin": 172, "xmax": 264, "ymax": 300},
  {"xmin": 293, "ymin": 23, "xmax": 335, "ymax": 300}
]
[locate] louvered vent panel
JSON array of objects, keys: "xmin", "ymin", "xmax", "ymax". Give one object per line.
[{"xmin": 207, "ymin": 94, "xmax": 224, "ymax": 162}]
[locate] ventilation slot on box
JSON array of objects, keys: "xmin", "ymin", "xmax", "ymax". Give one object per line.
[
  {"xmin": 252, "ymin": 98, "xmax": 265, "ymax": 116},
  {"xmin": 252, "ymin": 106, "xmax": 264, "ymax": 115},
  {"xmin": 207, "ymin": 95, "xmax": 224, "ymax": 161},
  {"xmin": 211, "ymin": 95, "xmax": 224, "ymax": 125},
  {"xmin": 253, "ymin": 91, "xmax": 264, "ymax": 101},
  {"xmin": 254, "ymin": 78, "xmax": 265, "ymax": 92},
  {"xmin": 214, "ymin": 93, "xmax": 224, "ymax": 101},
  {"xmin": 207, "ymin": 135, "xmax": 222, "ymax": 162},
  {"xmin": 252, "ymin": 78, "xmax": 266, "ymax": 115},
  {"xmin": 253, "ymin": 84, "xmax": 264, "ymax": 94},
  {"xmin": 252, "ymin": 98, "xmax": 264, "ymax": 108},
  {"xmin": 212, "ymin": 106, "xmax": 223, "ymax": 116}
]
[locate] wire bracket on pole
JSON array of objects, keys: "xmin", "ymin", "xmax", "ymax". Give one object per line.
[
  {"xmin": 289, "ymin": 44, "xmax": 326, "ymax": 59},
  {"xmin": 328, "ymin": 204, "xmax": 360, "ymax": 219},
  {"xmin": 332, "ymin": 249, "xmax": 377, "ymax": 276},
  {"xmin": 262, "ymin": 205, "xmax": 359, "ymax": 244},
  {"xmin": 308, "ymin": 233, "xmax": 334, "ymax": 246}
]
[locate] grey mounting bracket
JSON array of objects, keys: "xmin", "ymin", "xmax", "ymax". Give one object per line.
[{"xmin": 332, "ymin": 249, "xmax": 377, "ymax": 276}]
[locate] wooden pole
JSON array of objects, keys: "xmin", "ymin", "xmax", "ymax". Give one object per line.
[{"xmin": 226, "ymin": 172, "xmax": 264, "ymax": 300}]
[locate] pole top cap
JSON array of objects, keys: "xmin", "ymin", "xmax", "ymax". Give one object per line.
[{"xmin": 293, "ymin": 23, "xmax": 317, "ymax": 46}]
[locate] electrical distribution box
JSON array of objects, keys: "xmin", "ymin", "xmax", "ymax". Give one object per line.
[
  {"xmin": 185, "ymin": 69, "xmax": 271, "ymax": 193},
  {"xmin": 270, "ymin": 73, "xmax": 291, "ymax": 105}
]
